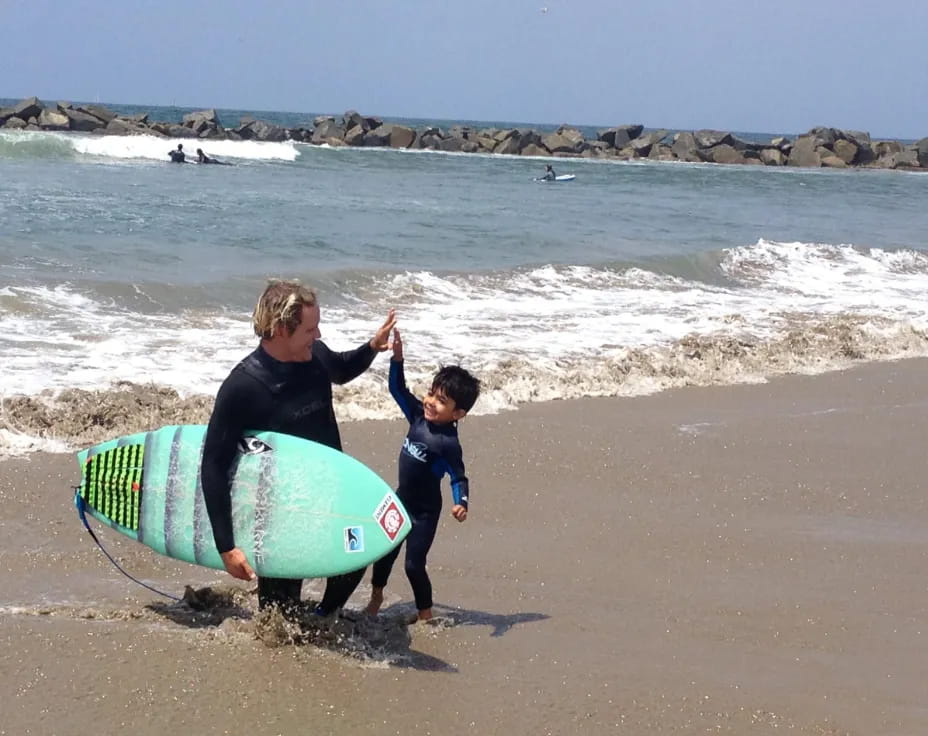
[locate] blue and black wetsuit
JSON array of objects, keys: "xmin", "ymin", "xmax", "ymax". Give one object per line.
[
  {"xmin": 371, "ymin": 359, "xmax": 469, "ymax": 611},
  {"xmin": 201, "ymin": 340, "xmax": 377, "ymax": 613}
]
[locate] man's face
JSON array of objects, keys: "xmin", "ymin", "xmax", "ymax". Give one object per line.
[{"xmin": 283, "ymin": 304, "xmax": 321, "ymax": 361}]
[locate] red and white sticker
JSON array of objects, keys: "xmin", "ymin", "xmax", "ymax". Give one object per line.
[{"xmin": 373, "ymin": 493, "xmax": 406, "ymax": 541}]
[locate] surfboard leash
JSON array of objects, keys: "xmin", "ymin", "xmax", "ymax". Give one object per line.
[{"xmin": 73, "ymin": 489, "xmax": 182, "ymax": 602}]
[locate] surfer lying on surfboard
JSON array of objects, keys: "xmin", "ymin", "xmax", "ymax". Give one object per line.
[
  {"xmin": 200, "ymin": 279, "xmax": 397, "ymax": 616},
  {"xmin": 196, "ymin": 148, "xmax": 231, "ymax": 165},
  {"xmin": 365, "ymin": 327, "xmax": 480, "ymax": 622}
]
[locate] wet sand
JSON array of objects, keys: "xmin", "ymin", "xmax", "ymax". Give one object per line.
[{"xmin": 2, "ymin": 359, "xmax": 927, "ymax": 735}]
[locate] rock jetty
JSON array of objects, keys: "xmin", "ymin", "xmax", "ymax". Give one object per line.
[{"xmin": 3, "ymin": 96, "xmax": 926, "ymax": 171}]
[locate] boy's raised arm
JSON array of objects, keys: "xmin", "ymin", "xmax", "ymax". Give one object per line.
[{"xmin": 388, "ymin": 328, "xmax": 422, "ymax": 422}]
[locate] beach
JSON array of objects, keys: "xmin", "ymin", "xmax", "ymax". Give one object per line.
[{"xmin": 2, "ymin": 358, "xmax": 926, "ymax": 735}]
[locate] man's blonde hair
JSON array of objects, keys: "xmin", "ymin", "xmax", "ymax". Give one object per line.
[{"xmin": 252, "ymin": 279, "xmax": 317, "ymax": 339}]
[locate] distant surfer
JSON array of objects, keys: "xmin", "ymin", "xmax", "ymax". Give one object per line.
[
  {"xmin": 200, "ymin": 280, "xmax": 396, "ymax": 616},
  {"xmin": 196, "ymin": 147, "xmax": 229, "ymax": 165},
  {"xmin": 364, "ymin": 328, "xmax": 480, "ymax": 622},
  {"xmin": 540, "ymin": 163, "xmax": 556, "ymax": 181},
  {"xmin": 168, "ymin": 143, "xmax": 186, "ymax": 163}
]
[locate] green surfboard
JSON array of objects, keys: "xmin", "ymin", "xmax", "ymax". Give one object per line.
[{"xmin": 74, "ymin": 425, "xmax": 411, "ymax": 578}]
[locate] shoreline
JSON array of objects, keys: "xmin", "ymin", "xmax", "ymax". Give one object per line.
[
  {"xmin": 2, "ymin": 358, "xmax": 927, "ymax": 733},
  {"xmin": 3, "ymin": 95, "xmax": 927, "ymax": 171}
]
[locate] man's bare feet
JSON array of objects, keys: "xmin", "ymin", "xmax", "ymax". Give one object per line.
[
  {"xmin": 364, "ymin": 587, "xmax": 384, "ymax": 616},
  {"xmin": 417, "ymin": 607, "xmax": 433, "ymax": 621}
]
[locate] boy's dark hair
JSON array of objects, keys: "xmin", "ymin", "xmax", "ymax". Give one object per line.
[{"xmin": 431, "ymin": 365, "xmax": 480, "ymax": 413}]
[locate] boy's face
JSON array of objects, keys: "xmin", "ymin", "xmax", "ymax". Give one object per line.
[{"xmin": 423, "ymin": 385, "xmax": 466, "ymax": 425}]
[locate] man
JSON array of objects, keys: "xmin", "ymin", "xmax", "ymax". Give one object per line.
[
  {"xmin": 168, "ymin": 143, "xmax": 186, "ymax": 163},
  {"xmin": 201, "ymin": 279, "xmax": 396, "ymax": 615},
  {"xmin": 540, "ymin": 164, "xmax": 556, "ymax": 181}
]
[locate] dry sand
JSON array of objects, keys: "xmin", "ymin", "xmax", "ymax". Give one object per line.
[{"xmin": 2, "ymin": 359, "xmax": 927, "ymax": 735}]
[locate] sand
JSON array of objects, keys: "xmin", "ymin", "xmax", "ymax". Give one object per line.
[{"xmin": 2, "ymin": 359, "xmax": 927, "ymax": 735}]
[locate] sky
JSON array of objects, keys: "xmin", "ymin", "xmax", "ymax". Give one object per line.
[{"xmin": 2, "ymin": 0, "xmax": 926, "ymax": 138}]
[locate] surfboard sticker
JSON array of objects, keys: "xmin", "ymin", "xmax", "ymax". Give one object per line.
[
  {"xmin": 344, "ymin": 526, "xmax": 364, "ymax": 553},
  {"xmin": 373, "ymin": 493, "xmax": 406, "ymax": 542}
]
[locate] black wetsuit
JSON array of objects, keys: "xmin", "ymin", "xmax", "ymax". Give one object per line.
[
  {"xmin": 371, "ymin": 359, "xmax": 469, "ymax": 611},
  {"xmin": 201, "ymin": 341, "xmax": 377, "ymax": 613},
  {"xmin": 541, "ymin": 168, "xmax": 556, "ymax": 181},
  {"xmin": 169, "ymin": 149, "xmax": 185, "ymax": 163}
]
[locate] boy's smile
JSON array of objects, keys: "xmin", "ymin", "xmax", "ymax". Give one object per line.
[{"xmin": 422, "ymin": 388, "xmax": 464, "ymax": 424}]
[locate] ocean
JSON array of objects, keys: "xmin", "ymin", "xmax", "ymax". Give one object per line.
[{"xmin": 2, "ymin": 100, "xmax": 928, "ymax": 455}]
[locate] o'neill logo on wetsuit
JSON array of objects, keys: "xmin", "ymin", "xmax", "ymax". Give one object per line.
[
  {"xmin": 373, "ymin": 493, "xmax": 406, "ymax": 542},
  {"xmin": 238, "ymin": 436, "xmax": 272, "ymax": 455},
  {"xmin": 403, "ymin": 437, "xmax": 428, "ymax": 463}
]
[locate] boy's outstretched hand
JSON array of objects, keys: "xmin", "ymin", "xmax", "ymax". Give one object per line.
[
  {"xmin": 391, "ymin": 327, "xmax": 404, "ymax": 361},
  {"xmin": 369, "ymin": 309, "xmax": 397, "ymax": 352},
  {"xmin": 451, "ymin": 504, "xmax": 467, "ymax": 522}
]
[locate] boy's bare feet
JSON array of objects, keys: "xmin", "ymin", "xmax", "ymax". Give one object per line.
[{"xmin": 364, "ymin": 587, "xmax": 384, "ymax": 616}]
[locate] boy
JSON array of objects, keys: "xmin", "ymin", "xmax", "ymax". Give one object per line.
[{"xmin": 365, "ymin": 328, "xmax": 480, "ymax": 622}]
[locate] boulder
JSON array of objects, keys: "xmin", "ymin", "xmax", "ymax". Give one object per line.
[
  {"xmin": 313, "ymin": 115, "xmax": 335, "ymax": 128},
  {"xmin": 629, "ymin": 129, "xmax": 668, "ymax": 156},
  {"xmin": 448, "ymin": 126, "xmax": 475, "ymax": 142},
  {"xmin": 542, "ymin": 131, "xmax": 582, "ymax": 154},
  {"xmin": 516, "ymin": 129, "xmax": 542, "ymax": 150},
  {"xmin": 389, "ymin": 125, "xmax": 416, "ymax": 148},
  {"xmin": 520, "ymin": 143, "xmax": 549, "ymax": 157},
  {"xmin": 437, "ymin": 135, "xmax": 465, "ymax": 152},
  {"xmin": 56, "ymin": 101, "xmax": 73, "ymax": 111},
  {"xmin": 363, "ymin": 124, "xmax": 393, "ymax": 147},
  {"xmin": 648, "ymin": 143, "xmax": 676, "ymax": 161},
  {"xmin": 249, "ymin": 120, "xmax": 286, "ymax": 142},
  {"xmin": 37, "ymin": 109, "xmax": 70, "ymax": 130},
  {"xmin": 475, "ymin": 135, "xmax": 497, "ymax": 152},
  {"xmin": 670, "ymin": 131, "xmax": 706, "ymax": 162},
  {"xmin": 872, "ymin": 140, "xmax": 903, "ymax": 157},
  {"xmin": 832, "ymin": 139, "xmax": 858, "ymax": 165},
  {"xmin": 311, "ymin": 119, "xmax": 345, "ymax": 144},
  {"xmin": 787, "ymin": 136, "xmax": 822, "ymax": 167},
  {"xmin": 3, "ymin": 116, "xmax": 27, "ymax": 129},
  {"xmin": 728, "ymin": 136, "xmax": 765, "ymax": 152},
  {"xmin": 759, "ymin": 148, "xmax": 786, "ymax": 166},
  {"xmin": 708, "ymin": 144, "xmax": 746, "ymax": 165},
  {"xmin": 694, "ymin": 129, "xmax": 732, "ymax": 149},
  {"xmin": 325, "ymin": 136, "xmax": 347, "ymax": 147},
  {"xmin": 843, "ymin": 130, "xmax": 871, "ymax": 147},
  {"xmin": 65, "ymin": 108, "xmax": 106, "ymax": 132},
  {"xmin": 167, "ymin": 123, "xmax": 200, "ymax": 139},
  {"xmin": 79, "ymin": 105, "xmax": 116, "ymax": 123},
  {"xmin": 0, "ymin": 106, "xmax": 12, "ymax": 125},
  {"xmin": 821, "ymin": 154, "xmax": 848, "ymax": 168},
  {"xmin": 495, "ymin": 134, "xmax": 522, "ymax": 156},
  {"xmin": 807, "ymin": 126, "xmax": 839, "ymax": 147},
  {"xmin": 105, "ymin": 118, "xmax": 142, "ymax": 135},
  {"xmin": 880, "ymin": 150, "xmax": 919, "ymax": 169},
  {"xmin": 582, "ymin": 140, "xmax": 612, "ymax": 156},
  {"xmin": 364, "ymin": 116, "xmax": 383, "ymax": 131},
  {"xmin": 913, "ymin": 137, "xmax": 928, "ymax": 168},
  {"xmin": 417, "ymin": 128, "xmax": 445, "ymax": 149},
  {"xmin": 597, "ymin": 124, "xmax": 643, "ymax": 148},
  {"xmin": 149, "ymin": 122, "xmax": 173, "ymax": 136},
  {"xmin": 344, "ymin": 124, "xmax": 366, "ymax": 146},
  {"xmin": 183, "ymin": 108, "xmax": 221, "ymax": 128},
  {"xmin": 343, "ymin": 110, "xmax": 366, "ymax": 131},
  {"xmin": 11, "ymin": 96, "xmax": 44, "ymax": 121}
]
